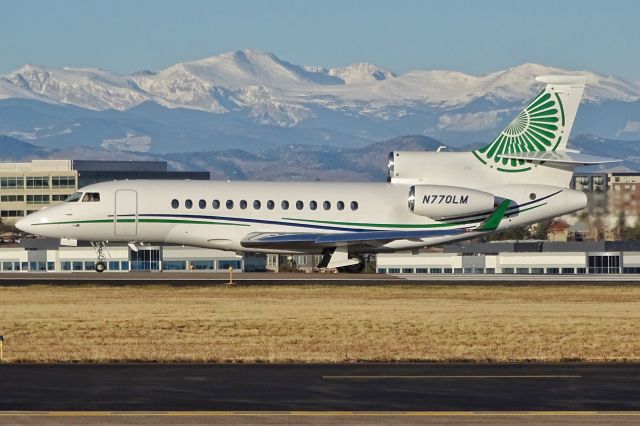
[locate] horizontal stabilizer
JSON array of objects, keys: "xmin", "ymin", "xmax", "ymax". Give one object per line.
[{"xmin": 499, "ymin": 150, "xmax": 620, "ymax": 166}]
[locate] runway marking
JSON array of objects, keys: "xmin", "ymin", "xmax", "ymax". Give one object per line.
[
  {"xmin": 322, "ymin": 375, "xmax": 582, "ymax": 379},
  {"xmin": 1, "ymin": 411, "xmax": 640, "ymax": 417}
]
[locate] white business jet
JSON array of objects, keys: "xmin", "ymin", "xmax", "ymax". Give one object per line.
[{"xmin": 16, "ymin": 76, "xmax": 617, "ymax": 272}]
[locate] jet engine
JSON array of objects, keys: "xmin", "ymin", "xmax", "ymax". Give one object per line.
[
  {"xmin": 408, "ymin": 185, "xmax": 496, "ymax": 220},
  {"xmin": 388, "ymin": 151, "xmax": 447, "ymax": 182}
]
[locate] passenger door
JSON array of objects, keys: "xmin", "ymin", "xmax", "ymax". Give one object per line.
[{"xmin": 114, "ymin": 190, "xmax": 137, "ymax": 237}]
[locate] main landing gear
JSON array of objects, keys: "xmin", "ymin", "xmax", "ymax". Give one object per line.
[
  {"xmin": 318, "ymin": 248, "xmax": 366, "ymax": 273},
  {"xmin": 91, "ymin": 241, "xmax": 107, "ymax": 273},
  {"xmin": 337, "ymin": 254, "xmax": 365, "ymax": 273}
]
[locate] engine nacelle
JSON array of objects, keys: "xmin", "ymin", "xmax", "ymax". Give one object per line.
[
  {"xmin": 388, "ymin": 151, "xmax": 448, "ymax": 182},
  {"xmin": 408, "ymin": 185, "xmax": 495, "ymax": 220}
]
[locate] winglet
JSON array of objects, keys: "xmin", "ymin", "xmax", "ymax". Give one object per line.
[{"xmin": 476, "ymin": 199, "xmax": 511, "ymax": 231}]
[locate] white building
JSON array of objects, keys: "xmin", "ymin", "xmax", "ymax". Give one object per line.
[
  {"xmin": 0, "ymin": 240, "xmax": 263, "ymax": 273},
  {"xmin": 377, "ymin": 241, "xmax": 640, "ymax": 275}
]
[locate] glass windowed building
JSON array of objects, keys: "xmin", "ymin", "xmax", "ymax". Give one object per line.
[{"xmin": 0, "ymin": 160, "xmax": 78, "ymax": 223}]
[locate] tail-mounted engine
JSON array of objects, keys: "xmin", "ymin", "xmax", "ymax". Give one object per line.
[{"xmin": 408, "ymin": 185, "xmax": 495, "ymax": 221}]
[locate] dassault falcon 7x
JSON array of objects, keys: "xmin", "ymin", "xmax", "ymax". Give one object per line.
[{"xmin": 16, "ymin": 76, "xmax": 617, "ymax": 272}]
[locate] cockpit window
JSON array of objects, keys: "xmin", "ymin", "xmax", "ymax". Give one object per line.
[
  {"xmin": 64, "ymin": 192, "xmax": 83, "ymax": 203},
  {"xmin": 82, "ymin": 192, "xmax": 101, "ymax": 202}
]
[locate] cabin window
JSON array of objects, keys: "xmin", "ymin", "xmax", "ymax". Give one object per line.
[
  {"xmin": 82, "ymin": 192, "xmax": 100, "ymax": 202},
  {"xmin": 240, "ymin": 200, "xmax": 248, "ymax": 209},
  {"xmin": 171, "ymin": 199, "xmax": 179, "ymax": 209},
  {"xmin": 350, "ymin": 201, "xmax": 359, "ymax": 211},
  {"xmin": 65, "ymin": 192, "xmax": 83, "ymax": 203},
  {"xmin": 337, "ymin": 201, "xmax": 345, "ymax": 211},
  {"xmin": 281, "ymin": 200, "xmax": 289, "ymax": 210},
  {"xmin": 309, "ymin": 201, "xmax": 317, "ymax": 210},
  {"xmin": 226, "ymin": 200, "xmax": 234, "ymax": 209},
  {"xmin": 267, "ymin": 200, "xmax": 275, "ymax": 210},
  {"xmin": 296, "ymin": 200, "xmax": 304, "ymax": 210},
  {"xmin": 185, "ymin": 199, "xmax": 193, "ymax": 209},
  {"xmin": 323, "ymin": 201, "xmax": 331, "ymax": 210},
  {"xmin": 199, "ymin": 199, "xmax": 206, "ymax": 209},
  {"xmin": 253, "ymin": 200, "xmax": 261, "ymax": 210},
  {"xmin": 212, "ymin": 199, "xmax": 220, "ymax": 209}
]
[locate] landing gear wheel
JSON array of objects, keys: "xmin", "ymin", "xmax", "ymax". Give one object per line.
[
  {"xmin": 337, "ymin": 254, "xmax": 365, "ymax": 273},
  {"xmin": 91, "ymin": 241, "xmax": 108, "ymax": 273}
]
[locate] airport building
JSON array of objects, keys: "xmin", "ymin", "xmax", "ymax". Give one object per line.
[
  {"xmin": 0, "ymin": 239, "xmax": 265, "ymax": 272},
  {"xmin": 0, "ymin": 160, "xmax": 77, "ymax": 223},
  {"xmin": 1, "ymin": 239, "xmax": 640, "ymax": 274},
  {"xmin": 0, "ymin": 159, "xmax": 209, "ymax": 225},
  {"xmin": 376, "ymin": 241, "xmax": 640, "ymax": 275}
]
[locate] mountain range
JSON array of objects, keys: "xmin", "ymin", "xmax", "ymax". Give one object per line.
[
  {"xmin": 1, "ymin": 133, "xmax": 637, "ymax": 182},
  {"xmin": 1, "ymin": 49, "xmax": 640, "ymax": 154}
]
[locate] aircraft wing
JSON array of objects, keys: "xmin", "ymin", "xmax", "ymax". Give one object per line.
[
  {"xmin": 241, "ymin": 199, "xmax": 513, "ymax": 250},
  {"xmin": 240, "ymin": 228, "xmax": 467, "ymax": 250},
  {"xmin": 499, "ymin": 150, "xmax": 620, "ymax": 166}
]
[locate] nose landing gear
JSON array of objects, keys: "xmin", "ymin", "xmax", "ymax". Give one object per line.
[{"xmin": 91, "ymin": 241, "xmax": 107, "ymax": 273}]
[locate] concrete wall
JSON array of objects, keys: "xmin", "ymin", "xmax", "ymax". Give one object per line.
[
  {"xmin": 377, "ymin": 253, "xmax": 463, "ymax": 270},
  {"xmin": 623, "ymin": 252, "xmax": 640, "ymax": 267},
  {"xmin": 497, "ymin": 252, "xmax": 585, "ymax": 269}
]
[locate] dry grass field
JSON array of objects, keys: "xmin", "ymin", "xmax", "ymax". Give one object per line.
[{"xmin": 1, "ymin": 284, "xmax": 640, "ymax": 363}]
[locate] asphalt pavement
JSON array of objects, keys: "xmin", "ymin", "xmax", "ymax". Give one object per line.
[{"xmin": 1, "ymin": 363, "xmax": 639, "ymax": 412}]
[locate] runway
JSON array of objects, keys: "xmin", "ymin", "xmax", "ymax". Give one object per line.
[
  {"xmin": 1, "ymin": 363, "xmax": 640, "ymax": 412},
  {"xmin": 1, "ymin": 271, "xmax": 639, "ymax": 285}
]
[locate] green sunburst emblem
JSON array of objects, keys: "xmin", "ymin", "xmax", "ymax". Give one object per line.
[{"xmin": 474, "ymin": 90, "xmax": 565, "ymax": 172}]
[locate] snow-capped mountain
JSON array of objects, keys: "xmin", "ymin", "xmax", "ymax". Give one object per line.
[
  {"xmin": 3, "ymin": 51, "xmax": 638, "ymax": 114},
  {"xmin": 5, "ymin": 64, "xmax": 147, "ymax": 110},
  {"xmin": 1, "ymin": 49, "xmax": 640, "ymax": 153}
]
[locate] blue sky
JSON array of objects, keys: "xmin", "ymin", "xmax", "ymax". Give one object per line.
[{"xmin": 1, "ymin": 0, "xmax": 639, "ymax": 80}]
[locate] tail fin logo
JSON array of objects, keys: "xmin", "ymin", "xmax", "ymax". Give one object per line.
[{"xmin": 474, "ymin": 89, "xmax": 565, "ymax": 172}]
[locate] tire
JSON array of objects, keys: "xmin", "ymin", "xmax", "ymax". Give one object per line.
[{"xmin": 95, "ymin": 261, "xmax": 107, "ymax": 273}]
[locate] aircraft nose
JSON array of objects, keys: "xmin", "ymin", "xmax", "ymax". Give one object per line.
[
  {"xmin": 15, "ymin": 216, "xmax": 32, "ymax": 234},
  {"xmin": 15, "ymin": 210, "xmax": 48, "ymax": 235}
]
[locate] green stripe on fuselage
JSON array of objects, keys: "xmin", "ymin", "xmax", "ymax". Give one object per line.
[
  {"xmin": 281, "ymin": 217, "xmax": 478, "ymax": 229},
  {"xmin": 33, "ymin": 218, "xmax": 246, "ymax": 227}
]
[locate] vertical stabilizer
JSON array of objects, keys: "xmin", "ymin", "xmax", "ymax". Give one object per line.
[{"xmin": 474, "ymin": 75, "xmax": 586, "ymax": 172}]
